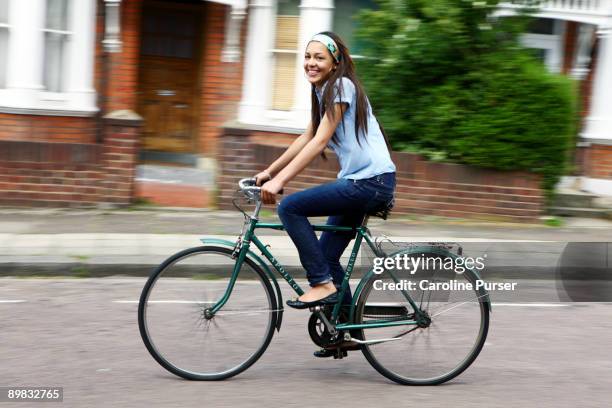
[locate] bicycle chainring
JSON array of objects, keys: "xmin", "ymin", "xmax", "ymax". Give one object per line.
[{"xmin": 307, "ymin": 306, "xmax": 346, "ymax": 348}]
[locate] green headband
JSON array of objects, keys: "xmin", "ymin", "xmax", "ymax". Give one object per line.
[{"xmin": 309, "ymin": 34, "xmax": 341, "ymax": 63}]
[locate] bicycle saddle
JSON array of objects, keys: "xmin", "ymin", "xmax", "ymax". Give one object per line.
[{"xmin": 367, "ymin": 197, "xmax": 394, "ymax": 220}]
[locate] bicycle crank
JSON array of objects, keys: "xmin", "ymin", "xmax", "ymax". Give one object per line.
[{"xmin": 343, "ymin": 332, "xmax": 402, "ymax": 346}]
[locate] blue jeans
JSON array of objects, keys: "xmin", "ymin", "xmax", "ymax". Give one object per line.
[{"xmin": 277, "ymin": 172, "xmax": 395, "ymax": 303}]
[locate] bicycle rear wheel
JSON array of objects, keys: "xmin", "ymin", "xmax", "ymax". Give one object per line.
[
  {"xmin": 356, "ymin": 250, "xmax": 490, "ymax": 385},
  {"xmin": 138, "ymin": 246, "xmax": 277, "ymax": 380}
]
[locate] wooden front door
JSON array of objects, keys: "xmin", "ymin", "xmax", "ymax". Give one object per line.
[{"xmin": 138, "ymin": 3, "xmax": 202, "ymax": 154}]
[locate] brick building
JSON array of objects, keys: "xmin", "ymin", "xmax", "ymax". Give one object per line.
[
  {"xmin": 496, "ymin": 1, "xmax": 612, "ymax": 197},
  {"xmin": 0, "ymin": 0, "xmax": 611, "ymax": 218}
]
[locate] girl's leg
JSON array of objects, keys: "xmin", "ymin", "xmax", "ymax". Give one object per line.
[
  {"xmin": 277, "ymin": 179, "xmax": 370, "ymax": 294},
  {"xmin": 319, "ymin": 213, "xmax": 365, "ymax": 304}
]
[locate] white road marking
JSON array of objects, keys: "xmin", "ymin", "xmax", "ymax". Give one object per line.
[
  {"xmin": 113, "ymin": 300, "xmax": 214, "ymax": 304},
  {"xmin": 114, "ymin": 300, "xmax": 570, "ymax": 308},
  {"xmin": 491, "ymin": 303, "xmax": 569, "ymax": 307},
  {"xmin": 0, "ymin": 300, "xmax": 26, "ymax": 303}
]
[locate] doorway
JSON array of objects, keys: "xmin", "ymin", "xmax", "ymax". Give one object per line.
[{"xmin": 138, "ymin": 0, "xmax": 203, "ymax": 164}]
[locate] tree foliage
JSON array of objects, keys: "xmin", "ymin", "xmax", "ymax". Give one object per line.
[{"xmin": 355, "ymin": 0, "xmax": 578, "ymax": 192}]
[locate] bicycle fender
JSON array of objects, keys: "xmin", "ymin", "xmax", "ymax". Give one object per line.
[
  {"xmin": 350, "ymin": 245, "xmax": 491, "ymax": 321},
  {"xmin": 200, "ymin": 238, "xmax": 284, "ymax": 331}
]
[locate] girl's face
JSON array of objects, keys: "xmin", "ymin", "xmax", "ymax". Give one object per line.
[{"xmin": 304, "ymin": 41, "xmax": 337, "ymax": 87}]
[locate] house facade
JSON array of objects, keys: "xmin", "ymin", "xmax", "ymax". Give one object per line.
[
  {"xmin": 497, "ymin": 0, "xmax": 612, "ymax": 196},
  {"xmin": 0, "ymin": 0, "xmax": 611, "ymax": 213}
]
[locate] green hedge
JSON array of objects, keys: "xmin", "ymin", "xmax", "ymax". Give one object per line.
[{"xmin": 355, "ymin": 0, "xmax": 578, "ymax": 194}]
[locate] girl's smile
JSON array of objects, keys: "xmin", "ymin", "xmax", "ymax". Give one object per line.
[{"xmin": 304, "ymin": 41, "xmax": 337, "ymax": 87}]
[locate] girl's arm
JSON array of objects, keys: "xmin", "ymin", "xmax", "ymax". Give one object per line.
[
  {"xmin": 255, "ymin": 121, "xmax": 313, "ymax": 185},
  {"xmin": 261, "ymin": 103, "xmax": 346, "ymax": 204}
]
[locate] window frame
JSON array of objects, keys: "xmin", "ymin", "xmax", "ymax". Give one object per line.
[
  {"xmin": 0, "ymin": 0, "xmax": 97, "ymax": 117},
  {"xmin": 0, "ymin": 0, "xmax": 10, "ymax": 89},
  {"xmin": 41, "ymin": 0, "xmax": 73, "ymax": 95}
]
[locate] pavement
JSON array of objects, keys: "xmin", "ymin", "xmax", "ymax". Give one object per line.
[
  {"xmin": 1, "ymin": 209, "xmax": 611, "ymax": 406},
  {"xmin": 0, "ymin": 278, "xmax": 609, "ymax": 407},
  {"xmin": 1, "ymin": 207, "xmax": 612, "ymax": 279}
]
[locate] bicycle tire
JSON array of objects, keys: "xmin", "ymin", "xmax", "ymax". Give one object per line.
[
  {"xmin": 138, "ymin": 245, "xmax": 277, "ymax": 380},
  {"xmin": 355, "ymin": 249, "xmax": 490, "ymax": 385}
]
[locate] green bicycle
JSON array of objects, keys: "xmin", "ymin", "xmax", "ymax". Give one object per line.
[{"xmin": 138, "ymin": 178, "xmax": 490, "ymax": 385}]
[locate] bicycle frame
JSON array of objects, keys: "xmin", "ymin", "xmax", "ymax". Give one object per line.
[{"xmin": 207, "ymin": 215, "xmax": 427, "ymax": 331}]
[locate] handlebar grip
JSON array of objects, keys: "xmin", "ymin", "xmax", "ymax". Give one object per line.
[{"xmin": 239, "ymin": 177, "xmax": 283, "ymax": 195}]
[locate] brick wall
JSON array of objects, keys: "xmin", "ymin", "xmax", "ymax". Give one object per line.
[
  {"xmin": 0, "ymin": 115, "xmax": 140, "ymax": 207},
  {"xmin": 0, "ymin": 114, "xmax": 96, "ymax": 143},
  {"xmin": 218, "ymin": 126, "xmax": 545, "ymax": 221},
  {"xmin": 106, "ymin": 0, "xmax": 142, "ymax": 112},
  {"xmin": 583, "ymin": 144, "xmax": 612, "ymax": 180},
  {"xmin": 562, "ymin": 21, "xmax": 578, "ymax": 75},
  {"xmin": 0, "ymin": 0, "xmax": 141, "ymax": 146},
  {"xmin": 198, "ymin": 3, "xmax": 247, "ymax": 157}
]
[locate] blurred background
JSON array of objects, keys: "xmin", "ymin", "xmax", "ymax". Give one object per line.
[
  {"xmin": 1, "ymin": 3, "xmax": 612, "ymax": 405},
  {"xmin": 0, "ymin": 0, "xmax": 611, "ymax": 219}
]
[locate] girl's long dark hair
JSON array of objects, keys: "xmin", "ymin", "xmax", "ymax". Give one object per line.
[{"xmin": 310, "ymin": 31, "xmax": 391, "ymax": 153}]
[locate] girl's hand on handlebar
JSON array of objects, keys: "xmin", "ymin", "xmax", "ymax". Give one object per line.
[
  {"xmin": 254, "ymin": 170, "xmax": 272, "ymax": 186},
  {"xmin": 260, "ymin": 178, "xmax": 284, "ymax": 205}
]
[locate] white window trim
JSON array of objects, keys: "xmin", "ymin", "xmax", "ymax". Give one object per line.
[
  {"xmin": 239, "ymin": 0, "xmax": 337, "ymax": 131},
  {"xmin": 40, "ymin": 91, "xmax": 69, "ymax": 101},
  {"xmin": 245, "ymin": 50, "xmax": 366, "ymax": 131},
  {"xmin": 0, "ymin": 0, "xmax": 97, "ymax": 117},
  {"xmin": 43, "ymin": 28, "xmax": 71, "ymax": 35},
  {"xmin": 41, "ymin": 25, "xmax": 73, "ymax": 94},
  {"xmin": 0, "ymin": 22, "xmax": 9, "ymax": 89},
  {"xmin": 520, "ymin": 20, "xmax": 565, "ymax": 74}
]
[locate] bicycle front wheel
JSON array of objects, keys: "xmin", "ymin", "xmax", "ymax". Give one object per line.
[
  {"xmin": 138, "ymin": 246, "xmax": 277, "ymax": 380},
  {"xmin": 356, "ymin": 250, "xmax": 490, "ymax": 385}
]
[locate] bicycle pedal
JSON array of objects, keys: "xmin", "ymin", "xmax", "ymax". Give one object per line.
[{"xmin": 333, "ymin": 349, "xmax": 348, "ymax": 359}]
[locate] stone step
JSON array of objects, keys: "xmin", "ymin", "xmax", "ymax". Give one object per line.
[
  {"xmin": 549, "ymin": 206, "xmax": 611, "ymax": 219},
  {"xmin": 135, "ymin": 164, "xmax": 215, "ymax": 208},
  {"xmin": 552, "ymin": 191, "xmax": 598, "ymax": 209},
  {"xmin": 135, "ymin": 180, "xmax": 212, "ymax": 208},
  {"xmin": 136, "ymin": 164, "xmax": 215, "ymax": 187}
]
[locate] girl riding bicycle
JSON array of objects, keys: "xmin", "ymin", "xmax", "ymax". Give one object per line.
[{"xmin": 255, "ymin": 32, "xmax": 396, "ymax": 312}]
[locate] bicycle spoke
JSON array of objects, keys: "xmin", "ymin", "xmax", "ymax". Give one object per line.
[
  {"xmin": 357, "ymin": 251, "xmax": 489, "ymax": 385},
  {"xmin": 429, "ymin": 292, "xmax": 489, "ymax": 318},
  {"xmin": 212, "ymin": 308, "xmax": 280, "ymax": 317},
  {"xmin": 138, "ymin": 246, "xmax": 276, "ymax": 380}
]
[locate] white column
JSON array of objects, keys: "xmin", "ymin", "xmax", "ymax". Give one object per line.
[
  {"xmin": 546, "ymin": 19, "xmax": 565, "ymax": 74},
  {"xmin": 5, "ymin": 0, "xmax": 46, "ymax": 107},
  {"xmin": 571, "ymin": 23, "xmax": 596, "ymax": 80},
  {"xmin": 291, "ymin": 0, "xmax": 334, "ymax": 124},
  {"xmin": 238, "ymin": 0, "xmax": 277, "ymax": 124},
  {"xmin": 582, "ymin": 25, "xmax": 612, "ymax": 142},
  {"xmin": 67, "ymin": 0, "xmax": 97, "ymax": 110},
  {"xmin": 222, "ymin": 6, "xmax": 247, "ymax": 63}
]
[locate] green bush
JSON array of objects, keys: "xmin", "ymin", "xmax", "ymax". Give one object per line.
[{"xmin": 355, "ymin": 0, "xmax": 578, "ymax": 193}]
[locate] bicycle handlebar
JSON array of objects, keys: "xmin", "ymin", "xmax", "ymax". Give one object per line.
[
  {"xmin": 238, "ymin": 178, "xmax": 284, "ymax": 196},
  {"xmin": 239, "ymin": 178, "xmax": 260, "ymax": 193}
]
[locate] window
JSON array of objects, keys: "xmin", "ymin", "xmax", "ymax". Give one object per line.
[
  {"xmin": 0, "ymin": 0, "xmax": 9, "ymax": 88},
  {"xmin": 520, "ymin": 18, "xmax": 564, "ymax": 73},
  {"xmin": 271, "ymin": 0, "xmax": 299, "ymax": 111},
  {"xmin": 43, "ymin": 0, "xmax": 71, "ymax": 92},
  {"xmin": 0, "ymin": 0, "xmax": 96, "ymax": 115},
  {"xmin": 142, "ymin": 9, "xmax": 198, "ymax": 59},
  {"xmin": 527, "ymin": 18, "xmax": 555, "ymax": 35},
  {"xmin": 333, "ymin": 0, "xmax": 377, "ymax": 56}
]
